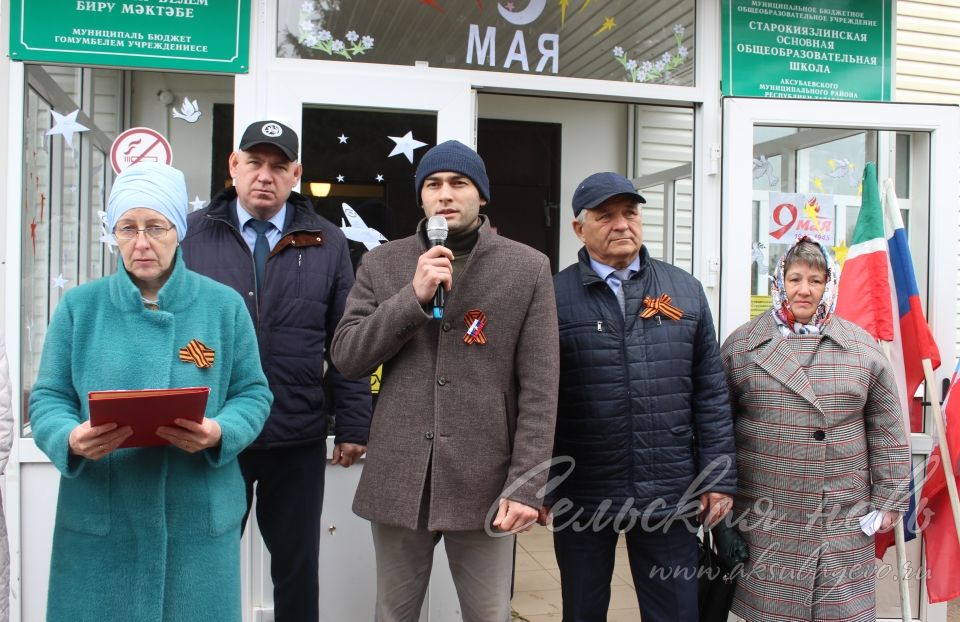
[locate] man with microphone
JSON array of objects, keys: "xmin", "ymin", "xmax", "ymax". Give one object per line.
[{"xmin": 332, "ymin": 140, "xmax": 559, "ymax": 621}]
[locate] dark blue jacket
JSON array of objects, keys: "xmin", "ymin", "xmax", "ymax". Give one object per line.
[
  {"xmin": 181, "ymin": 188, "xmax": 371, "ymax": 448},
  {"xmin": 551, "ymin": 246, "xmax": 736, "ymax": 519}
]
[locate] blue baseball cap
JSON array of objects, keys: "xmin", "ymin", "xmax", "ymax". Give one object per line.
[{"xmin": 572, "ymin": 172, "xmax": 645, "ymax": 217}]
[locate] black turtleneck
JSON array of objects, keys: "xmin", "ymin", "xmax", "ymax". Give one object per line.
[{"xmin": 446, "ymin": 219, "xmax": 481, "ymax": 283}]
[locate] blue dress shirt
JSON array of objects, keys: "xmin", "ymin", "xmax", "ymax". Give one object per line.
[{"xmin": 236, "ymin": 201, "xmax": 287, "ymax": 253}]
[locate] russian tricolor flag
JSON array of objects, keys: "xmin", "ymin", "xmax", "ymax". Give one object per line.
[{"xmin": 885, "ymin": 188, "xmax": 941, "ymax": 399}]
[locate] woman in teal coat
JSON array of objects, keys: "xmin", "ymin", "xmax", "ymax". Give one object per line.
[{"xmin": 29, "ymin": 163, "xmax": 272, "ymax": 621}]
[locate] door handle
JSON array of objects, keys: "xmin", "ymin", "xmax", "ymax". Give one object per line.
[{"xmin": 543, "ymin": 200, "xmax": 558, "ymax": 227}]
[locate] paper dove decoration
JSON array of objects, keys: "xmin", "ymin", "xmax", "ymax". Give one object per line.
[
  {"xmin": 826, "ymin": 158, "xmax": 858, "ymax": 186},
  {"xmin": 752, "ymin": 154, "xmax": 779, "ymax": 187},
  {"xmin": 172, "ymin": 97, "xmax": 202, "ymax": 123},
  {"xmin": 340, "ymin": 203, "xmax": 387, "ymax": 250},
  {"xmin": 751, "ymin": 242, "xmax": 768, "ymax": 273}
]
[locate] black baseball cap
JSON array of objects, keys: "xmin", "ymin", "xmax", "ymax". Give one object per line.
[
  {"xmin": 239, "ymin": 120, "xmax": 299, "ymax": 161},
  {"xmin": 572, "ymin": 172, "xmax": 646, "ymax": 217}
]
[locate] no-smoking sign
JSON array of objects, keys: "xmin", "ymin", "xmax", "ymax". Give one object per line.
[{"xmin": 110, "ymin": 127, "xmax": 173, "ymax": 174}]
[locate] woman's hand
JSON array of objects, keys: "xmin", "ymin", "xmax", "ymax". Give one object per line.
[
  {"xmin": 68, "ymin": 421, "xmax": 133, "ymax": 460},
  {"xmin": 156, "ymin": 417, "xmax": 222, "ymax": 453},
  {"xmin": 880, "ymin": 510, "xmax": 901, "ymax": 532},
  {"xmin": 700, "ymin": 492, "xmax": 734, "ymax": 528}
]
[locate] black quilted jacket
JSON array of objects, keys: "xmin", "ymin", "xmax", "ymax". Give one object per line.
[
  {"xmin": 549, "ymin": 246, "xmax": 736, "ymax": 520},
  {"xmin": 181, "ymin": 188, "xmax": 371, "ymax": 448}
]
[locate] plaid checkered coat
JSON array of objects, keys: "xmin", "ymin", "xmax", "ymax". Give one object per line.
[{"xmin": 720, "ymin": 312, "xmax": 911, "ymax": 622}]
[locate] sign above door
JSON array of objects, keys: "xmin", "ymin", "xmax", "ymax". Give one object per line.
[
  {"xmin": 721, "ymin": 0, "xmax": 893, "ymax": 101},
  {"xmin": 9, "ymin": 0, "xmax": 250, "ymax": 73}
]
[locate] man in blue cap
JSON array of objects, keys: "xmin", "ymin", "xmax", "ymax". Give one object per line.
[
  {"xmin": 332, "ymin": 140, "xmax": 559, "ymax": 621},
  {"xmin": 547, "ymin": 171, "xmax": 737, "ymax": 621}
]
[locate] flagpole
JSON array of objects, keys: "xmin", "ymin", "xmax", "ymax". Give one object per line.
[
  {"xmin": 923, "ymin": 357, "xmax": 960, "ymax": 541},
  {"xmin": 893, "ymin": 518, "xmax": 912, "ymax": 622},
  {"xmin": 880, "ymin": 340, "xmax": 913, "ymax": 622}
]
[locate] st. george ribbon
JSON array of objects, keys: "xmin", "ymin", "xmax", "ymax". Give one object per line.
[{"xmin": 426, "ymin": 215, "xmax": 448, "ymax": 319}]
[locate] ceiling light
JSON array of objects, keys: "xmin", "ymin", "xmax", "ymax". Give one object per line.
[{"xmin": 309, "ymin": 182, "xmax": 332, "ymax": 197}]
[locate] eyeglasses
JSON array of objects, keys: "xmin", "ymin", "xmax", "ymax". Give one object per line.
[{"xmin": 113, "ymin": 225, "xmax": 176, "ymax": 241}]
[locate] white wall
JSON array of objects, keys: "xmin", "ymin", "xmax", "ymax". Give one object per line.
[
  {"xmin": 478, "ymin": 94, "xmax": 628, "ymax": 271},
  {"xmin": 897, "ymin": 0, "xmax": 960, "ymax": 103},
  {"xmin": 896, "ymin": 0, "xmax": 960, "ymax": 355},
  {"xmin": 130, "ymin": 72, "xmax": 234, "ymax": 206},
  {"xmin": 0, "ymin": 0, "xmax": 9, "ymax": 328}
]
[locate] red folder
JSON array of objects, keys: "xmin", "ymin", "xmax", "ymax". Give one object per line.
[{"xmin": 88, "ymin": 386, "xmax": 210, "ymax": 448}]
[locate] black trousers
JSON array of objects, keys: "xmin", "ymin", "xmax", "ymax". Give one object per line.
[
  {"xmin": 553, "ymin": 516, "xmax": 699, "ymax": 622},
  {"xmin": 239, "ymin": 441, "xmax": 326, "ymax": 622}
]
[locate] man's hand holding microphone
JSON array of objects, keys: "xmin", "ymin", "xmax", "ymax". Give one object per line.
[{"xmin": 413, "ymin": 215, "xmax": 452, "ymax": 317}]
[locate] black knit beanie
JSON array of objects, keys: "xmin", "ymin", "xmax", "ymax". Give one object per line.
[{"xmin": 414, "ymin": 140, "xmax": 491, "ymax": 204}]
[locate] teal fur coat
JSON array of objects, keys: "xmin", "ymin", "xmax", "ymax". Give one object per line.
[{"xmin": 29, "ymin": 252, "xmax": 272, "ymax": 621}]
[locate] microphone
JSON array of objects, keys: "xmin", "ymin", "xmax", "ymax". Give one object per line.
[{"xmin": 426, "ymin": 215, "xmax": 449, "ymax": 319}]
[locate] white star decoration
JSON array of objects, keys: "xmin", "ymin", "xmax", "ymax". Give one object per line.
[
  {"xmin": 338, "ymin": 134, "xmax": 349, "ymax": 144},
  {"xmin": 190, "ymin": 196, "xmax": 207, "ymax": 212},
  {"xmin": 376, "ymin": 174, "xmax": 384, "ymax": 182},
  {"xmin": 52, "ymin": 273, "xmax": 69, "ymax": 289},
  {"xmin": 336, "ymin": 174, "xmax": 345, "ymax": 182},
  {"xmin": 387, "ymin": 131, "xmax": 427, "ymax": 163},
  {"xmin": 46, "ymin": 109, "xmax": 90, "ymax": 148},
  {"xmin": 96, "ymin": 210, "xmax": 116, "ymax": 253}
]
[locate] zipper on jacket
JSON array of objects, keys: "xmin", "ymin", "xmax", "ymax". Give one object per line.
[
  {"xmin": 297, "ymin": 251, "xmax": 303, "ymax": 297},
  {"xmin": 620, "ymin": 318, "xmax": 634, "ymax": 477},
  {"xmin": 206, "ymin": 214, "xmax": 262, "ymax": 327},
  {"xmin": 251, "ymin": 237, "xmax": 264, "ymax": 324},
  {"xmin": 597, "ymin": 321, "xmax": 603, "ymax": 332}
]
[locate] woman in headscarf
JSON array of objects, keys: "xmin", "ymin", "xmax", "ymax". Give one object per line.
[
  {"xmin": 720, "ymin": 235, "xmax": 911, "ymax": 622},
  {"xmin": 29, "ymin": 162, "xmax": 272, "ymax": 621}
]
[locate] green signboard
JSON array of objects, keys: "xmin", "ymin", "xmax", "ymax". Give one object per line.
[
  {"xmin": 722, "ymin": 0, "xmax": 892, "ymax": 101},
  {"xmin": 10, "ymin": 0, "xmax": 249, "ymax": 73}
]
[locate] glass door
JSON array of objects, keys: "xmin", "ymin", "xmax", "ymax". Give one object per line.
[
  {"xmin": 236, "ymin": 64, "xmax": 476, "ymax": 224},
  {"xmin": 721, "ymin": 99, "xmax": 956, "ymax": 358},
  {"xmin": 234, "ymin": 63, "xmax": 476, "ymax": 622},
  {"xmin": 721, "ymin": 97, "xmax": 960, "ymax": 622}
]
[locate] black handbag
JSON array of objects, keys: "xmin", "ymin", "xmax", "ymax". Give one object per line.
[{"xmin": 698, "ymin": 521, "xmax": 749, "ymax": 622}]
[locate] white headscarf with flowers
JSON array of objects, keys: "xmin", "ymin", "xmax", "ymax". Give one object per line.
[{"xmin": 770, "ymin": 235, "xmax": 839, "ymax": 336}]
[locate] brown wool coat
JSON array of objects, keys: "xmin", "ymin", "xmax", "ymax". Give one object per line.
[
  {"xmin": 720, "ymin": 312, "xmax": 911, "ymax": 622},
  {"xmin": 331, "ymin": 218, "xmax": 560, "ymax": 531}
]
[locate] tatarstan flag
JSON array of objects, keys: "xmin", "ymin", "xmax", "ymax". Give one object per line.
[{"xmin": 834, "ymin": 162, "xmax": 893, "ymax": 340}]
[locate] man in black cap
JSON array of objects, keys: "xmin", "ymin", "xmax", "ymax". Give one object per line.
[
  {"xmin": 181, "ymin": 120, "xmax": 372, "ymax": 621},
  {"xmin": 547, "ymin": 171, "xmax": 736, "ymax": 621},
  {"xmin": 331, "ymin": 140, "xmax": 559, "ymax": 621}
]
